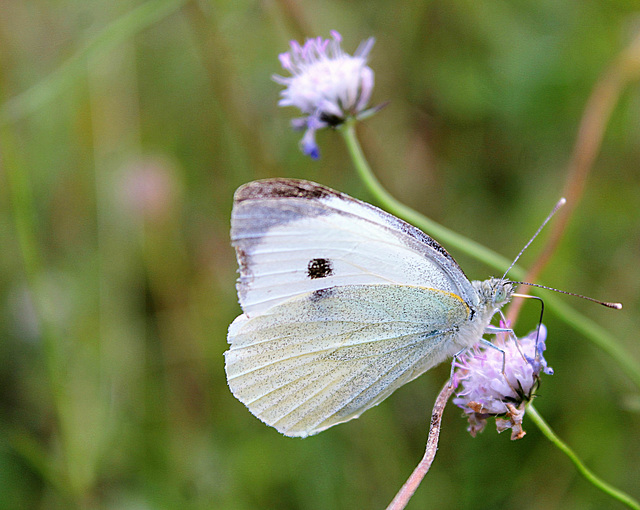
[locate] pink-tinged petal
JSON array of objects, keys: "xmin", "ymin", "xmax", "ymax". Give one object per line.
[
  {"xmin": 355, "ymin": 37, "xmax": 375, "ymax": 59},
  {"xmin": 278, "ymin": 52, "xmax": 292, "ymax": 71},
  {"xmin": 355, "ymin": 66, "xmax": 374, "ymax": 112}
]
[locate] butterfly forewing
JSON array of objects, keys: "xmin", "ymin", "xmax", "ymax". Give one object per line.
[
  {"xmin": 231, "ymin": 179, "xmax": 478, "ymax": 316},
  {"xmin": 225, "ymin": 284, "xmax": 470, "ymax": 436}
]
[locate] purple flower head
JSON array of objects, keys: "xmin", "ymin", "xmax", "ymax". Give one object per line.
[
  {"xmin": 453, "ymin": 325, "xmax": 553, "ymax": 440},
  {"xmin": 273, "ymin": 31, "xmax": 376, "ymax": 158}
]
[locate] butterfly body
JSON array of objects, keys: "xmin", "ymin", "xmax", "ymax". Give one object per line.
[{"xmin": 225, "ymin": 179, "xmax": 514, "ymax": 437}]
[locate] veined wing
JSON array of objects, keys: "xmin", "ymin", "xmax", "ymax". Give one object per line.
[
  {"xmin": 225, "ymin": 284, "xmax": 469, "ymax": 437},
  {"xmin": 231, "ymin": 179, "xmax": 478, "ymax": 316}
]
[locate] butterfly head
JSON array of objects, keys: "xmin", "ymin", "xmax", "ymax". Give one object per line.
[{"xmin": 474, "ymin": 278, "xmax": 515, "ymax": 309}]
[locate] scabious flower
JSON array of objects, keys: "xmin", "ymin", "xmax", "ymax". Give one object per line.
[
  {"xmin": 453, "ymin": 325, "xmax": 553, "ymax": 440},
  {"xmin": 273, "ymin": 30, "xmax": 377, "ymax": 159}
]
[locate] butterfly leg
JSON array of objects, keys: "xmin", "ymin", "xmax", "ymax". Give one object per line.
[
  {"xmin": 449, "ymin": 348, "xmax": 468, "ymax": 387},
  {"xmin": 510, "ymin": 294, "xmax": 546, "ymax": 365},
  {"xmin": 483, "ymin": 323, "xmax": 514, "ymax": 339},
  {"xmin": 498, "ymin": 311, "xmax": 530, "ymax": 363},
  {"xmin": 485, "ymin": 318, "xmax": 528, "ymax": 364},
  {"xmin": 451, "ymin": 323, "xmax": 515, "ymax": 387}
]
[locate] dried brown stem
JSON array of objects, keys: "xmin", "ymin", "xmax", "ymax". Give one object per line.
[
  {"xmin": 507, "ymin": 31, "xmax": 640, "ymax": 323},
  {"xmin": 385, "ymin": 382, "xmax": 455, "ymax": 510}
]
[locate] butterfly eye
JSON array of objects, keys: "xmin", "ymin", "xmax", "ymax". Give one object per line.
[{"xmin": 494, "ymin": 286, "xmax": 506, "ymax": 304}]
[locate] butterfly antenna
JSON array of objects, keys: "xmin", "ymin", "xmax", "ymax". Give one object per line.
[
  {"xmin": 512, "ymin": 281, "xmax": 622, "ymax": 309},
  {"xmin": 501, "ymin": 197, "xmax": 567, "ymax": 281}
]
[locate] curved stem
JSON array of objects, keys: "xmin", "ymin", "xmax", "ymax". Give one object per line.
[
  {"xmin": 528, "ymin": 404, "xmax": 640, "ymax": 510},
  {"xmin": 341, "ymin": 121, "xmax": 514, "ymax": 274}
]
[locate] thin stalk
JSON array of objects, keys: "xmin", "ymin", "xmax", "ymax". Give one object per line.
[
  {"xmin": 341, "ymin": 121, "xmax": 514, "ymax": 274},
  {"xmin": 385, "ymin": 382, "xmax": 455, "ymax": 510},
  {"xmin": 528, "ymin": 404, "xmax": 640, "ymax": 510}
]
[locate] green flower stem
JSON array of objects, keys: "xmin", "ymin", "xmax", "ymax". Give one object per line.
[
  {"xmin": 341, "ymin": 121, "xmax": 515, "ymax": 275},
  {"xmin": 340, "ymin": 121, "xmax": 640, "ymax": 391},
  {"xmin": 527, "ymin": 404, "xmax": 640, "ymax": 510}
]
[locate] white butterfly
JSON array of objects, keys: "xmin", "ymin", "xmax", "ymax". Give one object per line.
[{"xmin": 225, "ymin": 179, "xmax": 514, "ymax": 437}]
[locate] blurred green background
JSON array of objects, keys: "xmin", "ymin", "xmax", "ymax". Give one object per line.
[{"xmin": 1, "ymin": 1, "xmax": 639, "ymax": 509}]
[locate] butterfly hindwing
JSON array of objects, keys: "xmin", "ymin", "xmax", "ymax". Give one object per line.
[
  {"xmin": 231, "ymin": 179, "xmax": 478, "ymax": 316},
  {"xmin": 225, "ymin": 284, "xmax": 470, "ymax": 437}
]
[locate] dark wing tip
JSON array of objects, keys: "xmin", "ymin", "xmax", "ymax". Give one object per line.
[{"xmin": 234, "ymin": 178, "xmax": 341, "ymax": 203}]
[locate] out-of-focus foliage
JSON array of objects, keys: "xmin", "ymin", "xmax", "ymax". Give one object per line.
[{"xmin": 0, "ymin": 1, "xmax": 638, "ymax": 509}]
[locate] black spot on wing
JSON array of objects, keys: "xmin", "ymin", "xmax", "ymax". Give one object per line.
[
  {"xmin": 232, "ymin": 178, "xmax": 473, "ymax": 300},
  {"xmin": 307, "ymin": 258, "xmax": 334, "ymax": 279},
  {"xmin": 235, "ymin": 179, "xmax": 342, "ymax": 202}
]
